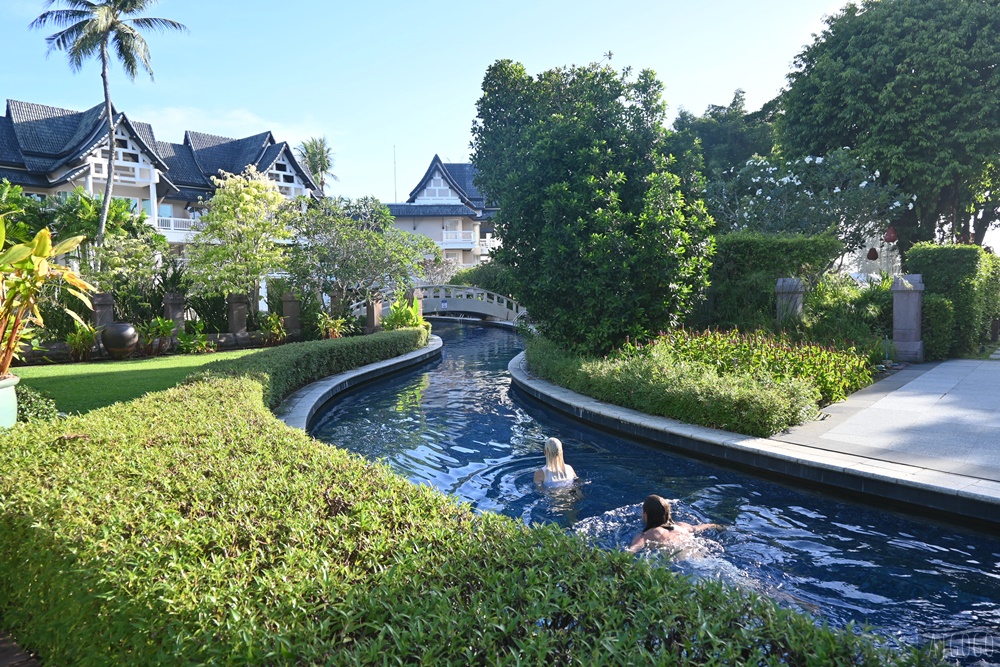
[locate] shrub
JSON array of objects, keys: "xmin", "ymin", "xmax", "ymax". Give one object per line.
[
  {"xmin": 191, "ymin": 327, "xmax": 430, "ymax": 409},
  {"xmin": 188, "ymin": 293, "xmax": 228, "ymax": 334},
  {"xmin": 449, "ymin": 262, "xmax": 516, "ymax": 296},
  {"xmin": 381, "ymin": 295, "xmax": 425, "ymax": 331},
  {"xmin": 906, "ymin": 243, "xmax": 1000, "ymax": 354},
  {"xmin": 922, "ymin": 294, "xmax": 955, "ymax": 361},
  {"xmin": 0, "ymin": 333, "xmax": 940, "ymax": 665},
  {"xmin": 526, "ymin": 336, "xmax": 820, "ymax": 437},
  {"xmin": 696, "ymin": 230, "xmax": 843, "ymax": 329},
  {"xmin": 800, "ymin": 272, "xmax": 893, "ymax": 351},
  {"xmin": 65, "ymin": 322, "xmax": 97, "ymax": 362},
  {"xmin": 14, "ymin": 383, "xmax": 58, "ymax": 423},
  {"xmin": 177, "ymin": 320, "xmax": 216, "ymax": 354},
  {"xmin": 655, "ymin": 327, "xmax": 872, "ymax": 406}
]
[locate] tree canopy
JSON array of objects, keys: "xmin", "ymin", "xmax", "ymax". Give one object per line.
[
  {"xmin": 472, "ymin": 59, "xmax": 714, "ymax": 354},
  {"xmin": 296, "ymin": 137, "xmax": 338, "ymax": 193},
  {"xmin": 779, "ymin": 0, "xmax": 1000, "ymax": 250}
]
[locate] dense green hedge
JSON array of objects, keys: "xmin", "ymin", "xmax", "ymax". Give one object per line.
[
  {"xmin": 922, "ymin": 294, "xmax": 956, "ymax": 362},
  {"xmin": 14, "ymin": 384, "xmax": 58, "ymax": 423},
  {"xmin": 695, "ymin": 230, "xmax": 843, "ymax": 329},
  {"xmin": 906, "ymin": 243, "xmax": 1000, "ymax": 355},
  {"xmin": 190, "ymin": 327, "xmax": 429, "ymax": 409},
  {"xmin": 526, "ymin": 336, "xmax": 820, "ymax": 437},
  {"xmin": 0, "ymin": 330, "xmax": 942, "ymax": 664}
]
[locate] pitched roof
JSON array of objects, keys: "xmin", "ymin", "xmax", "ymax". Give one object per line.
[
  {"xmin": 186, "ymin": 130, "xmax": 272, "ymax": 177},
  {"xmin": 404, "ymin": 154, "xmax": 495, "ymax": 212},
  {"xmin": 155, "ymin": 140, "xmax": 211, "ymax": 188}
]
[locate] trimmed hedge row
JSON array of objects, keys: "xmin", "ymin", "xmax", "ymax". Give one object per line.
[
  {"xmin": 906, "ymin": 243, "xmax": 1000, "ymax": 355},
  {"xmin": 190, "ymin": 327, "xmax": 429, "ymax": 409},
  {"xmin": 526, "ymin": 336, "xmax": 820, "ymax": 438},
  {"xmin": 0, "ymin": 329, "xmax": 944, "ymax": 664},
  {"xmin": 922, "ymin": 294, "xmax": 956, "ymax": 362}
]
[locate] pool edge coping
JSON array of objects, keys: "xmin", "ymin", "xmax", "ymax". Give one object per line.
[
  {"xmin": 275, "ymin": 336, "xmax": 443, "ymax": 431},
  {"xmin": 507, "ymin": 351, "xmax": 1000, "ymax": 528}
]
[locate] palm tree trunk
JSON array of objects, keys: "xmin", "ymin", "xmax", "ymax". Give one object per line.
[{"xmin": 97, "ymin": 40, "xmax": 116, "ymax": 248}]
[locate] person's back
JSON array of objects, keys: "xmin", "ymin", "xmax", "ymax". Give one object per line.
[
  {"xmin": 534, "ymin": 437, "xmax": 577, "ymax": 487},
  {"xmin": 629, "ymin": 494, "xmax": 719, "ymax": 553}
]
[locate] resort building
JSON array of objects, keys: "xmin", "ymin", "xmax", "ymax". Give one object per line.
[
  {"xmin": 0, "ymin": 98, "xmax": 319, "ymax": 246},
  {"xmin": 388, "ymin": 155, "xmax": 499, "ymax": 268}
]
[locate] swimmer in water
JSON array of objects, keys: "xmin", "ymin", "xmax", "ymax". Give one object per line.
[
  {"xmin": 534, "ymin": 437, "xmax": 577, "ymax": 487},
  {"xmin": 628, "ymin": 494, "xmax": 721, "ymax": 553}
]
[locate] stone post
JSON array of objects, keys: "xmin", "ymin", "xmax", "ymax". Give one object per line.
[
  {"xmin": 162, "ymin": 292, "xmax": 185, "ymax": 337},
  {"xmin": 892, "ymin": 274, "xmax": 925, "ymax": 363},
  {"xmin": 281, "ymin": 293, "xmax": 301, "ymax": 339},
  {"xmin": 365, "ymin": 298, "xmax": 382, "ymax": 334},
  {"xmin": 92, "ymin": 293, "xmax": 115, "ymax": 329},
  {"xmin": 406, "ymin": 288, "xmax": 423, "ymax": 318},
  {"xmin": 775, "ymin": 278, "xmax": 806, "ymax": 323},
  {"xmin": 226, "ymin": 293, "xmax": 249, "ymax": 335}
]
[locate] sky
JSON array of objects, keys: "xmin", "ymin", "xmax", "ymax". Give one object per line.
[{"xmin": 0, "ymin": 0, "xmax": 847, "ymax": 202}]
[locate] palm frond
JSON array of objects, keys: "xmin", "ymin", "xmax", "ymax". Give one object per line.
[
  {"xmin": 30, "ymin": 8, "xmax": 93, "ymax": 30},
  {"xmin": 128, "ymin": 17, "xmax": 188, "ymax": 33},
  {"xmin": 111, "ymin": 24, "xmax": 152, "ymax": 80}
]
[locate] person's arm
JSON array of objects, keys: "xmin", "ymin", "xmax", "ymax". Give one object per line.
[
  {"xmin": 565, "ymin": 464, "xmax": 577, "ymax": 480},
  {"xmin": 627, "ymin": 531, "xmax": 645, "ymax": 553},
  {"xmin": 533, "ymin": 469, "xmax": 544, "ymax": 485},
  {"xmin": 691, "ymin": 522, "xmax": 723, "ymax": 533}
]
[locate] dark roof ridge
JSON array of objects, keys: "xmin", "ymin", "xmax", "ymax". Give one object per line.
[{"xmin": 405, "ymin": 154, "xmax": 475, "ymax": 208}]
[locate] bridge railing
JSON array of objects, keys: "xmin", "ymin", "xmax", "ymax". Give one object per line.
[{"xmin": 348, "ymin": 285, "xmax": 525, "ymax": 323}]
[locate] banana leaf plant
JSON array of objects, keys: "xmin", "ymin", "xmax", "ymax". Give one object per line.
[{"xmin": 0, "ymin": 225, "xmax": 95, "ymax": 378}]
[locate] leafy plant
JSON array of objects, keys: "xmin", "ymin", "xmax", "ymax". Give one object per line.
[
  {"xmin": 177, "ymin": 320, "xmax": 216, "ymax": 355},
  {"xmin": 922, "ymin": 294, "xmax": 956, "ymax": 362},
  {"xmin": 1, "ymin": 228, "xmax": 94, "ymax": 377},
  {"xmin": 65, "ymin": 322, "xmax": 97, "ymax": 362},
  {"xmin": 317, "ymin": 312, "xmax": 349, "ymax": 339},
  {"xmin": 449, "ymin": 262, "xmax": 516, "ymax": 296},
  {"xmin": 137, "ymin": 316, "xmax": 175, "ymax": 357},
  {"xmin": 188, "ymin": 293, "xmax": 228, "ymax": 334},
  {"xmin": 261, "ymin": 311, "xmax": 286, "ymax": 347},
  {"xmin": 381, "ymin": 295, "xmax": 425, "ymax": 331}
]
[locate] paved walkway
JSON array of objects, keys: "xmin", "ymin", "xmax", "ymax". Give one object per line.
[
  {"xmin": 0, "ymin": 635, "xmax": 38, "ymax": 667},
  {"xmin": 773, "ymin": 359, "xmax": 1000, "ymax": 485}
]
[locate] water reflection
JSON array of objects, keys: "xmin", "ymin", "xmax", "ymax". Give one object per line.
[{"xmin": 310, "ymin": 322, "xmax": 1000, "ymax": 664}]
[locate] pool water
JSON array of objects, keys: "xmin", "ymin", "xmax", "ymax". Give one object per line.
[{"xmin": 310, "ymin": 322, "xmax": 1000, "ymax": 663}]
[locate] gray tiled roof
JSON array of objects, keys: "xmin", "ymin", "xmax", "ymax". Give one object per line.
[
  {"xmin": 441, "ymin": 162, "xmax": 487, "ymax": 209},
  {"xmin": 388, "ymin": 203, "xmax": 478, "ymax": 218},
  {"xmin": 0, "ymin": 166, "xmax": 49, "ymax": 188},
  {"xmin": 167, "ymin": 186, "xmax": 213, "ymax": 203},
  {"xmin": 187, "ymin": 130, "xmax": 271, "ymax": 178},
  {"xmin": 0, "ymin": 115, "xmax": 21, "ymax": 167},
  {"xmin": 155, "ymin": 140, "xmax": 211, "ymax": 187}
]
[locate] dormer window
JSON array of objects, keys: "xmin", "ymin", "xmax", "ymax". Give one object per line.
[{"xmin": 275, "ymin": 163, "xmax": 287, "ymax": 172}]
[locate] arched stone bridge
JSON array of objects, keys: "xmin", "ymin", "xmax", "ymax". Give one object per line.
[{"xmin": 350, "ymin": 285, "xmax": 526, "ymax": 324}]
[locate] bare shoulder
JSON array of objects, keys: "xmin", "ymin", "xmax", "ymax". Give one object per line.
[{"xmin": 533, "ymin": 469, "xmax": 544, "ymax": 484}]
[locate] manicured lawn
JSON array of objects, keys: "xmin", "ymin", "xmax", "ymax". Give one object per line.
[{"xmin": 12, "ymin": 350, "xmax": 261, "ymax": 414}]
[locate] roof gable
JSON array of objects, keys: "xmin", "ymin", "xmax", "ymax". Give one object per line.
[
  {"xmin": 186, "ymin": 130, "xmax": 273, "ymax": 179},
  {"xmin": 257, "ymin": 141, "xmax": 320, "ymax": 192},
  {"xmin": 407, "ymin": 154, "xmax": 475, "ymax": 207}
]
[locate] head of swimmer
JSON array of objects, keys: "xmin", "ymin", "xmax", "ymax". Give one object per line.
[
  {"xmin": 543, "ymin": 437, "xmax": 566, "ymax": 472},
  {"xmin": 642, "ymin": 494, "xmax": 673, "ymax": 531}
]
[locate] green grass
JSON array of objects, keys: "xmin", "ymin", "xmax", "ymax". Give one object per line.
[{"xmin": 11, "ymin": 350, "xmax": 260, "ymax": 414}]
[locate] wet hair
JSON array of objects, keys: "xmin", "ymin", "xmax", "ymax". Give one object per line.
[
  {"xmin": 642, "ymin": 495, "xmax": 673, "ymax": 531},
  {"xmin": 543, "ymin": 437, "xmax": 567, "ymax": 476}
]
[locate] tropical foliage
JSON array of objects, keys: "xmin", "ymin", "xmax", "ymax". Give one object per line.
[
  {"xmin": 472, "ymin": 59, "xmax": 715, "ymax": 354},
  {"xmin": 295, "ymin": 136, "xmax": 337, "ymax": 193}
]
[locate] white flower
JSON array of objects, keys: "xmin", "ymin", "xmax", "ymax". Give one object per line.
[
  {"xmin": 892, "ymin": 200, "xmax": 901, "ymax": 208},
  {"xmin": 859, "ymin": 181, "xmax": 868, "ymax": 188},
  {"xmin": 766, "ymin": 196, "xmax": 772, "ymax": 201},
  {"xmin": 833, "ymin": 187, "xmax": 841, "ymax": 193},
  {"xmin": 815, "ymin": 156, "xmax": 824, "ymax": 164},
  {"xmin": 908, "ymin": 202, "xmax": 914, "ymax": 210},
  {"xmin": 874, "ymin": 170, "xmax": 880, "ymax": 178},
  {"xmin": 756, "ymin": 189, "xmax": 763, "ymax": 195},
  {"xmin": 912, "ymin": 194, "xmax": 918, "ymax": 200},
  {"xmin": 805, "ymin": 156, "xmax": 813, "ymax": 163}
]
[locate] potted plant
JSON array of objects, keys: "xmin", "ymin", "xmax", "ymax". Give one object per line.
[{"xmin": 1, "ymin": 227, "xmax": 93, "ymax": 427}]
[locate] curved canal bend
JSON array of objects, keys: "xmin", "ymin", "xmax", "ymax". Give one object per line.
[{"xmin": 310, "ymin": 322, "xmax": 1000, "ymax": 663}]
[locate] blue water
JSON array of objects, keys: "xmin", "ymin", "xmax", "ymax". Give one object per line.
[{"xmin": 310, "ymin": 321, "xmax": 1000, "ymax": 663}]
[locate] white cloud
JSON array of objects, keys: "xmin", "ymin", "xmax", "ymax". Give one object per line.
[{"xmin": 129, "ymin": 105, "xmax": 324, "ymax": 148}]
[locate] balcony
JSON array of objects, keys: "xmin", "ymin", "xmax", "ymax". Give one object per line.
[
  {"xmin": 156, "ymin": 217, "xmax": 195, "ymax": 232},
  {"xmin": 441, "ymin": 229, "xmax": 475, "ymax": 250}
]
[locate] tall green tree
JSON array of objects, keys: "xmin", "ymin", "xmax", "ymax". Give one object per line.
[
  {"xmin": 296, "ymin": 137, "xmax": 338, "ymax": 193},
  {"xmin": 472, "ymin": 59, "xmax": 715, "ymax": 355},
  {"xmin": 779, "ymin": 0, "xmax": 1000, "ymax": 251},
  {"xmin": 185, "ymin": 167, "xmax": 291, "ymax": 300},
  {"xmin": 31, "ymin": 0, "xmax": 187, "ymax": 247}
]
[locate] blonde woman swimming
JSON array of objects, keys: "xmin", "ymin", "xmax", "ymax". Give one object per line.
[{"xmin": 534, "ymin": 437, "xmax": 577, "ymax": 487}]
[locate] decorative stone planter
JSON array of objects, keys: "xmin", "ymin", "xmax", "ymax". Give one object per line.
[
  {"xmin": 102, "ymin": 322, "xmax": 139, "ymax": 360},
  {"xmin": 0, "ymin": 375, "xmax": 20, "ymax": 428}
]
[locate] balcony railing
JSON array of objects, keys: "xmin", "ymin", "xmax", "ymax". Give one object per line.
[
  {"xmin": 156, "ymin": 217, "xmax": 195, "ymax": 232},
  {"xmin": 441, "ymin": 229, "xmax": 476, "ymax": 249}
]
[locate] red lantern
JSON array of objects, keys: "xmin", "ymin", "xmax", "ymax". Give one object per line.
[
  {"xmin": 867, "ymin": 248, "xmax": 879, "ymax": 260},
  {"xmin": 883, "ymin": 226, "xmax": 897, "ymax": 243}
]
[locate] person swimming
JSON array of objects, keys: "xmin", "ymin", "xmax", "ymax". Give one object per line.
[
  {"xmin": 533, "ymin": 437, "xmax": 577, "ymax": 487},
  {"xmin": 628, "ymin": 494, "xmax": 720, "ymax": 553}
]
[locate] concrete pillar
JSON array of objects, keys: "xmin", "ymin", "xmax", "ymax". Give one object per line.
[
  {"xmin": 92, "ymin": 293, "xmax": 115, "ymax": 329},
  {"xmin": 162, "ymin": 292, "xmax": 185, "ymax": 337},
  {"xmin": 775, "ymin": 278, "xmax": 806, "ymax": 322},
  {"xmin": 892, "ymin": 274, "xmax": 925, "ymax": 363},
  {"xmin": 365, "ymin": 298, "xmax": 382, "ymax": 334},
  {"xmin": 227, "ymin": 293, "xmax": 249, "ymax": 335},
  {"xmin": 281, "ymin": 293, "xmax": 301, "ymax": 338},
  {"xmin": 406, "ymin": 288, "xmax": 423, "ymax": 318}
]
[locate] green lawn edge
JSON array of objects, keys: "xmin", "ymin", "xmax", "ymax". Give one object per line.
[{"xmin": 0, "ymin": 328, "xmax": 943, "ymax": 665}]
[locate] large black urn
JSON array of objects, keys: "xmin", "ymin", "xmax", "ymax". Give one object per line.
[{"xmin": 102, "ymin": 322, "xmax": 138, "ymax": 360}]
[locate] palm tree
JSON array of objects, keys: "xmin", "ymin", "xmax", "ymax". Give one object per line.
[
  {"xmin": 296, "ymin": 137, "xmax": 339, "ymax": 194},
  {"xmin": 31, "ymin": 0, "xmax": 187, "ymax": 247}
]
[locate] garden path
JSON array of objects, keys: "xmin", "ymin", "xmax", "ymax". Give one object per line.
[{"xmin": 0, "ymin": 634, "xmax": 38, "ymax": 667}]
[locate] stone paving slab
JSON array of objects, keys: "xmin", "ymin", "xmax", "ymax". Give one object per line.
[
  {"xmin": 507, "ymin": 352, "xmax": 1000, "ymax": 528},
  {"xmin": 0, "ymin": 634, "xmax": 39, "ymax": 667}
]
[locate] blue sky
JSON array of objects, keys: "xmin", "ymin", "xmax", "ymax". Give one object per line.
[{"xmin": 1, "ymin": 0, "xmax": 846, "ymax": 201}]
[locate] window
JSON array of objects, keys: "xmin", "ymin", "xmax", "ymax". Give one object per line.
[
  {"xmin": 159, "ymin": 203, "xmax": 174, "ymax": 219},
  {"xmin": 142, "ymin": 199, "xmax": 153, "ymax": 216},
  {"xmin": 275, "ymin": 163, "xmax": 287, "ymax": 172}
]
